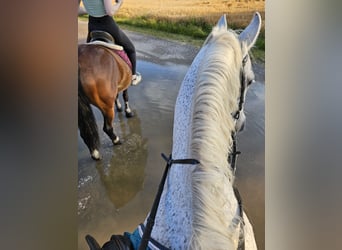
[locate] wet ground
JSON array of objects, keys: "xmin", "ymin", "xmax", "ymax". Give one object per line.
[{"xmin": 78, "ymin": 20, "xmax": 265, "ymax": 249}]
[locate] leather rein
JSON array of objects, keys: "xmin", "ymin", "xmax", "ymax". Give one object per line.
[{"xmin": 138, "ymin": 136, "xmax": 245, "ymax": 250}]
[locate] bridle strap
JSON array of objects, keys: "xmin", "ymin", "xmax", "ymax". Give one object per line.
[
  {"xmin": 228, "ymin": 133, "xmax": 245, "ymax": 250},
  {"xmin": 138, "ymin": 154, "xmax": 199, "ymax": 250},
  {"xmin": 233, "ymin": 55, "xmax": 248, "ymax": 120},
  {"xmin": 238, "ymin": 68, "xmax": 246, "ymax": 112},
  {"xmin": 228, "ymin": 132, "xmax": 241, "ymax": 175},
  {"xmin": 161, "ymin": 153, "xmax": 200, "ymax": 166}
]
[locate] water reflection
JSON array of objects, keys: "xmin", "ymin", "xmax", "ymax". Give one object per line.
[{"xmin": 96, "ymin": 113, "xmax": 148, "ymax": 209}]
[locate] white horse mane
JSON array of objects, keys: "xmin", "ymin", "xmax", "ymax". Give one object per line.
[
  {"xmin": 145, "ymin": 14, "xmax": 261, "ymax": 249},
  {"xmin": 189, "ymin": 27, "xmax": 244, "ymax": 249}
]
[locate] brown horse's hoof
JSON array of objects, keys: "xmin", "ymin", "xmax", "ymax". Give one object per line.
[
  {"xmin": 113, "ymin": 136, "xmax": 121, "ymax": 145},
  {"xmin": 125, "ymin": 111, "xmax": 134, "ymax": 118},
  {"xmin": 114, "ymin": 140, "xmax": 122, "ymax": 145},
  {"xmin": 91, "ymin": 150, "xmax": 101, "ymax": 160}
]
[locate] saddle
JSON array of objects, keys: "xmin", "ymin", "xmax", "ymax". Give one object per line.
[
  {"xmin": 87, "ymin": 30, "xmax": 132, "ymax": 69},
  {"xmin": 90, "ymin": 30, "xmax": 115, "ymax": 44},
  {"xmin": 88, "ymin": 30, "xmax": 124, "ymax": 50}
]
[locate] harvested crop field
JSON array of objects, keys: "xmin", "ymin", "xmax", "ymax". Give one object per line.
[{"xmin": 117, "ymin": 0, "xmax": 265, "ymax": 27}]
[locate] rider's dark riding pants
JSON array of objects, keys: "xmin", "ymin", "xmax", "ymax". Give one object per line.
[{"xmin": 87, "ymin": 15, "xmax": 137, "ymax": 75}]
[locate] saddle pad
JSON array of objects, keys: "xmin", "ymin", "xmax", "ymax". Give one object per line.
[{"xmin": 85, "ymin": 42, "xmax": 132, "ymax": 69}]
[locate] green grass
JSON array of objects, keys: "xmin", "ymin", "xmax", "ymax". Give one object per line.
[
  {"xmin": 251, "ymin": 32, "xmax": 265, "ymax": 62},
  {"xmin": 116, "ymin": 15, "xmax": 264, "ymax": 61},
  {"xmin": 79, "ymin": 14, "xmax": 265, "ymax": 61},
  {"xmin": 78, "ymin": 15, "xmax": 88, "ymax": 21},
  {"xmin": 116, "ymin": 16, "xmax": 212, "ymax": 39},
  {"xmin": 117, "ymin": 22, "xmax": 206, "ymax": 47}
]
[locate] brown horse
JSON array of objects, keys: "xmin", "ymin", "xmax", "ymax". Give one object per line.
[{"xmin": 78, "ymin": 38, "xmax": 134, "ymax": 160}]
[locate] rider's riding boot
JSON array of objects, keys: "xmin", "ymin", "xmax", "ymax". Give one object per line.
[{"xmin": 131, "ymin": 72, "xmax": 142, "ymax": 86}]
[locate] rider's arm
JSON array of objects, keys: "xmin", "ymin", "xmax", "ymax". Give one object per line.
[
  {"xmin": 103, "ymin": 0, "xmax": 123, "ymax": 16},
  {"xmin": 78, "ymin": 0, "xmax": 88, "ymax": 15}
]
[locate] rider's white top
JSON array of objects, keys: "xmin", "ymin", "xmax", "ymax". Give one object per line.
[{"xmin": 81, "ymin": 0, "xmax": 106, "ymax": 17}]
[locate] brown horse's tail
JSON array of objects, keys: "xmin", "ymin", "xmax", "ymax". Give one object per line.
[{"xmin": 78, "ymin": 68, "xmax": 100, "ymax": 155}]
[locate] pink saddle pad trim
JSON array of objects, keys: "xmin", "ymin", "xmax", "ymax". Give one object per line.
[{"xmin": 114, "ymin": 50, "xmax": 132, "ymax": 70}]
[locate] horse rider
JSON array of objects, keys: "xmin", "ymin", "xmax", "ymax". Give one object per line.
[{"xmin": 78, "ymin": 0, "xmax": 142, "ymax": 86}]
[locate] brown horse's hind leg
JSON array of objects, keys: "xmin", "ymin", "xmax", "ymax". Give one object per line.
[
  {"xmin": 123, "ymin": 90, "xmax": 134, "ymax": 118},
  {"xmin": 78, "ymin": 83, "xmax": 101, "ymax": 160},
  {"xmin": 102, "ymin": 106, "xmax": 121, "ymax": 145},
  {"xmin": 115, "ymin": 94, "xmax": 123, "ymax": 112}
]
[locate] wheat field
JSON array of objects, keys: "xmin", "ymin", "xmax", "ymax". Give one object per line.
[{"xmin": 117, "ymin": 0, "xmax": 264, "ymax": 26}]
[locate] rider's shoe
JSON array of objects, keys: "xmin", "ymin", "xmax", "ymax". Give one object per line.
[{"xmin": 131, "ymin": 72, "xmax": 142, "ymax": 86}]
